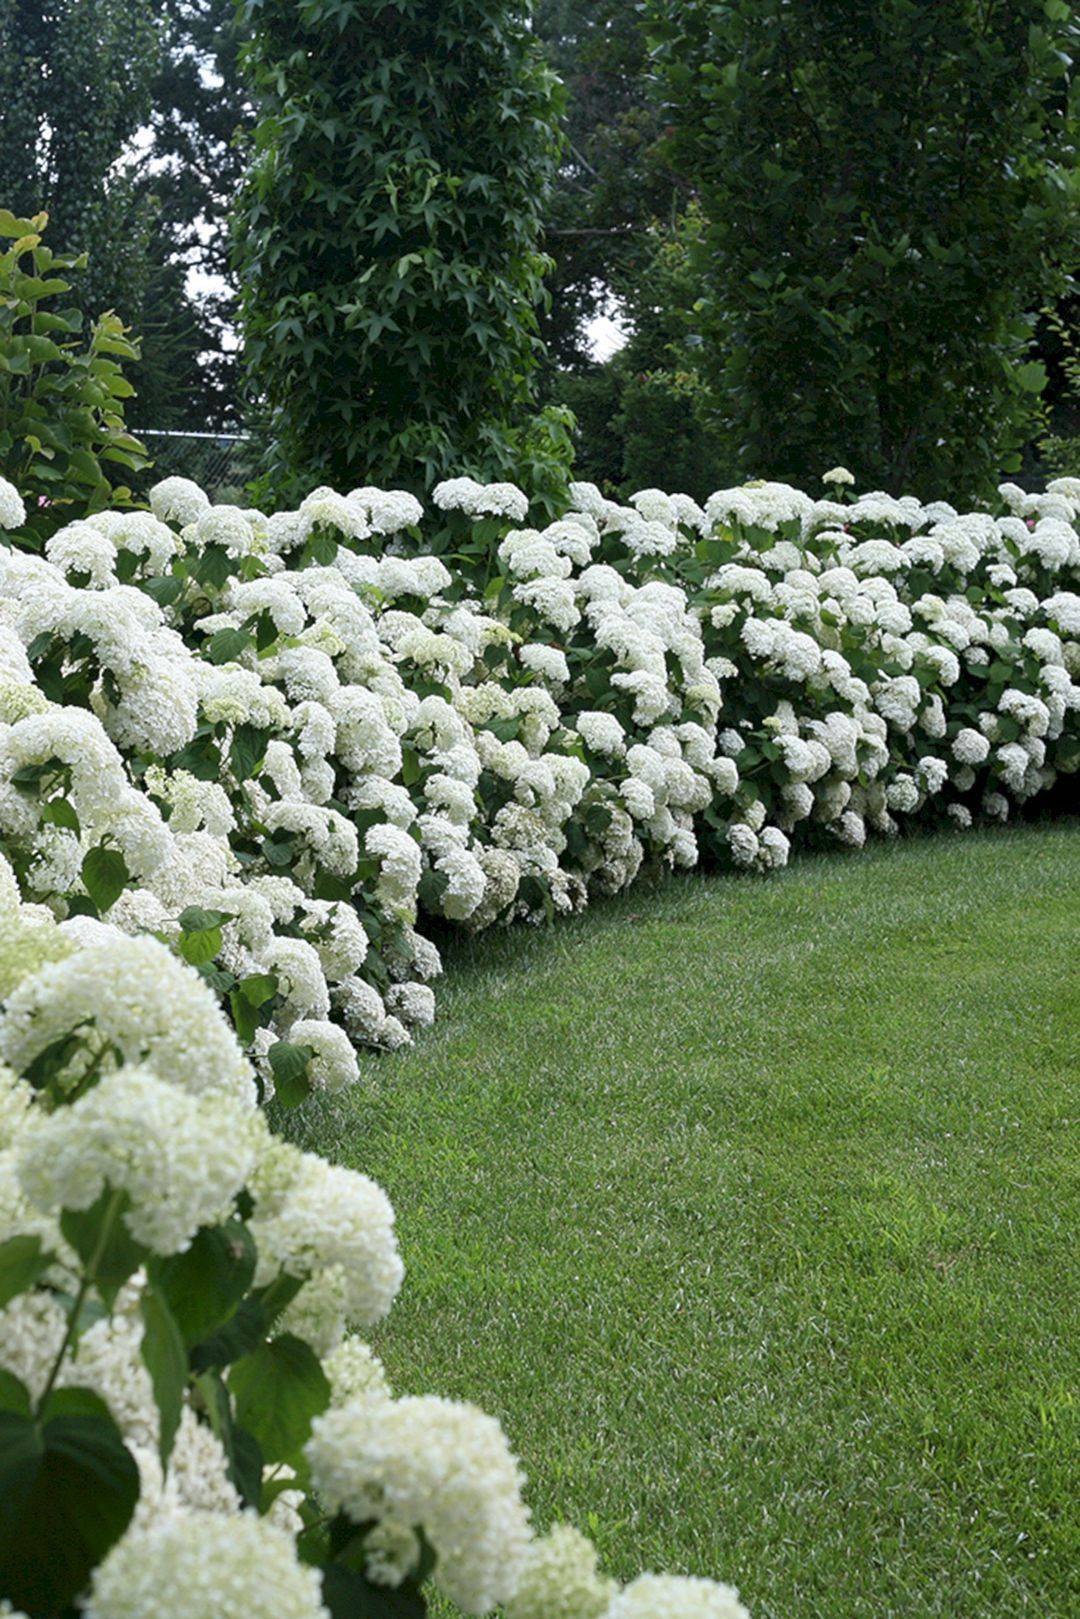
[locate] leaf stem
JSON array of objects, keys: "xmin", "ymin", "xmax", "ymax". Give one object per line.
[{"xmin": 35, "ymin": 1186, "xmax": 124, "ymax": 1414}]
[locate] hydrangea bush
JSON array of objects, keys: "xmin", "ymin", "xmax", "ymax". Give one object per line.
[
  {"xmin": 0, "ymin": 460, "xmax": 1077, "ymax": 1617},
  {"xmin": 0, "ymin": 465, "xmax": 1076, "ymax": 1088}
]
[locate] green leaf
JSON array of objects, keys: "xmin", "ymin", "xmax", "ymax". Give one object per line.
[
  {"xmin": 0, "ymin": 1371, "xmax": 31, "ymax": 1416},
  {"xmin": 230, "ymin": 988, "xmax": 258, "ymax": 1045},
  {"xmin": 60, "ymin": 1187, "xmax": 147, "ymax": 1306},
  {"xmin": 239, "ymin": 972, "xmax": 278, "ymax": 1008},
  {"xmin": 194, "ymin": 1369, "xmax": 263, "ymax": 1506},
  {"xmin": 150, "ymin": 1221, "xmax": 256, "ymax": 1348},
  {"xmin": 1015, "ymin": 360, "xmax": 1049, "ymax": 394},
  {"xmin": 401, "ymin": 743, "xmax": 422, "ymax": 787},
  {"xmin": 178, "ymin": 905, "xmax": 234, "ymax": 933},
  {"xmin": 68, "ymin": 446, "xmax": 104, "ymax": 487},
  {"xmin": 0, "ymin": 208, "xmax": 40, "ymax": 239},
  {"xmin": 81, "ymin": 845, "xmax": 130, "ymax": 913},
  {"xmin": 230, "ymin": 973, "xmax": 278, "ymax": 1044},
  {"xmin": 230, "ymin": 722, "xmax": 270, "ymax": 782},
  {"xmin": 188, "ymin": 1290, "xmax": 267, "ymax": 1372},
  {"xmin": 40, "ymin": 797, "xmax": 80, "ymax": 835},
  {"xmin": 206, "ymin": 627, "xmax": 251, "ymax": 665},
  {"xmin": 0, "ymin": 1391, "xmax": 139, "ymax": 1615},
  {"xmin": 176, "ymin": 908, "xmax": 233, "ymax": 968},
  {"xmin": 230, "ymin": 1334, "xmax": 330, "ymax": 1463},
  {"xmin": 196, "ymin": 544, "xmax": 232, "ymax": 590},
  {"xmin": 179, "ymin": 926, "xmax": 223, "ymax": 967},
  {"xmin": 139, "ymin": 1288, "xmax": 187, "ymax": 1468},
  {"xmin": 140, "ymin": 573, "xmax": 185, "ymax": 607},
  {"xmin": 0, "ymin": 1235, "xmax": 54, "ymax": 1310},
  {"xmin": 321, "ymin": 1559, "xmax": 428, "ymax": 1619},
  {"xmin": 268, "ymin": 1041, "xmax": 315, "ymax": 1109}
]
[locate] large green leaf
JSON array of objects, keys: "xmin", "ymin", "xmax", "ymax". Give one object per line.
[
  {"xmin": 139, "ymin": 1287, "xmax": 187, "ymax": 1468},
  {"xmin": 0, "ymin": 1389, "xmax": 139, "ymax": 1615},
  {"xmin": 231, "ymin": 723, "xmax": 271, "ymax": 782},
  {"xmin": 0, "ymin": 1235, "xmax": 54, "ymax": 1310},
  {"xmin": 230, "ymin": 1334, "xmax": 330, "ymax": 1463},
  {"xmin": 206, "ymin": 626, "xmax": 251, "ymax": 664},
  {"xmin": 268, "ymin": 1041, "xmax": 316, "ymax": 1108},
  {"xmin": 194, "ymin": 1370, "xmax": 263, "ymax": 1507},
  {"xmin": 321, "ymin": 1560, "xmax": 428, "ymax": 1619},
  {"xmin": 150, "ymin": 1220, "xmax": 256, "ymax": 1348},
  {"xmin": 60, "ymin": 1187, "xmax": 147, "ymax": 1306},
  {"xmin": 80, "ymin": 846, "xmax": 130, "ymax": 914}
]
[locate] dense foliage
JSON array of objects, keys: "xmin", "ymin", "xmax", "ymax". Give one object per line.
[
  {"xmin": 531, "ymin": 0, "xmax": 678, "ymax": 371},
  {"xmin": 0, "ymin": 0, "xmax": 157, "ymax": 333},
  {"xmin": 126, "ymin": 0, "xmax": 249, "ymax": 429},
  {"xmin": 0, "ymin": 212, "xmax": 147, "ymax": 547},
  {"xmin": 0, "ymin": 1, "xmax": 246, "ymax": 433},
  {"xmin": 649, "ymin": 0, "xmax": 1080, "ymax": 501},
  {"xmin": 559, "ymin": 206, "xmax": 727, "ymax": 497},
  {"xmin": 0, "ymin": 446, "xmax": 1077, "ymax": 1614},
  {"xmin": 234, "ymin": 0, "xmax": 569, "ymax": 498}
]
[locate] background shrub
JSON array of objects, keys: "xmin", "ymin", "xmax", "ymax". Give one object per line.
[
  {"xmin": 649, "ymin": 0, "xmax": 1080, "ymax": 502},
  {"xmin": 0, "ymin": 211, "xmax": 147, "ymax": 547}
]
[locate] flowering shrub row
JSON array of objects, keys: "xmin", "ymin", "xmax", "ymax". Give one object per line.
[
  {"xmin": 0, "ymin": 462, "xmax": 1077, "ymax": 1618},
  {"xmin": 1, "ymin": 468, "xmax": 1077, "ymax": 1088}
]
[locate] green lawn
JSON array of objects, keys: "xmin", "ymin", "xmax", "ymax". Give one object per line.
[{"xmin": 288, "ymin": 824, "xmax": 1080, "ymax": 1619}]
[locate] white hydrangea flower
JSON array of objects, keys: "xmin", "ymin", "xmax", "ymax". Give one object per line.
[
  {"xmin": 249, "ymin": 1141, "xmax": 403, "ymax": 1334},
  {"xmin": 149, "ymin": 475, "xmax": 210, "ymax": 527},
  {"xmin": 519, "ymin": 643, "xmax": 571, "ymax": 685},
  {"xmin": 605, "ymin": 1573, "xmax": 749, "ymax": 1619},
  {"xmin": 506, "ymin": 1525, "xmax": 616, "ymax": 1619},
  {"xmin": 367, "ymin": 822, "xmax": 423, "ymax": 915},
  {"xmin": 385, "ymin": 981, "xmax": 437, "ymax": 1028},
  {"xmin": 0, "ymin": 475, "xmax": 27, "ymax": 530},
  {"xmin": 308, "ymin": 1393, "xmax": 531, "ymax": 1614},
  {"xmin": 18, "ymin": 1066, "xmax": 256, "ymax": 1254},
  {"xmin": 288, "ymin": 1018, "xmax": 360, "ymax": 1093},
  {"xmin": 86, "ymin": 1508, "xmax": 328, "ymax": 1619},
  {"xmin": 951, "ymin": 727, "xmax": 991, "ymax": 765},
  {"xmin": 0, "ymin": 934, "xmax": 255, "ymax": 1106},
  {"xmin": 575, "ymin": 710, "xmax": 626, "ymax": 758},
  {"xmin": 433, "ymin": 477, "xmax": 528, "ymax": 521}
]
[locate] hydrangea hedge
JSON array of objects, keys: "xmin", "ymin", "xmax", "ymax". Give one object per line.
[{"xmin": 0, "ymin": 461, "xmax": 1077, "ymax": 1619}]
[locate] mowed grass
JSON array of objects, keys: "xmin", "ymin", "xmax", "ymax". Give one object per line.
[{"xmin": 290, "ymin": 825, "xmax": 1080, "ymax": 1619}]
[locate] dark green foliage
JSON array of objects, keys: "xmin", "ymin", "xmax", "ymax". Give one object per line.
[
  {"xmin": 532, "ymin": 0, "xmax": 681, "ymax": 371},
  {"xmin": 1037, "ymin": 294, "xmax": 1080, "ymax": 477},
  {"xmin": 0, "ymin": 211, "xmax": 147, "ymax": 547},
  {"xmin": 0, "ymin": 0, "xmax": 157, "ymax": 328},
  {"xmin": 650, "ymin": 0, "xmax": 1080, "ymax": 501},
  {"xmin": 0, "ymin": 1387, "xmax": 140, "ymax": 1616},
  {"xmin": 234, "ymin": 0, "xmax": 568, "ymax": 495},
  {"xmin": 561, "ymin": 207, "xmax": 728, "ymax": 498},
  {"xmin": 128, "ymin": 0, "xmax": 250, "ymax": 429},
  {"xmin": 0, "ymin": 0, "xmax": 247, "ymax": 432},
  {"xmin": 229, "ymin": 1334, "xmax": 330, "ymax": 1463},
  {"xmin": 531, "ymin": 2, "xmax": 723, "ymax": 493}
]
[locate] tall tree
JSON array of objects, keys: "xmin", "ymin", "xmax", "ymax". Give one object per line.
[
  {"xmin": 234, "ymin": 0, "xmax": 566, "ymax": 496},
  {"xmin": 532, "ymin": 1, "xmax": 679, "ymax": 373},
  {"xmin": 0, "ymin": 0, "xmax": 157, "ymax": 327},
  {"xmin": 650, "ymin": 0, "xmax": 1080, "ymax": 501},
  {"xmin": 127, "ymin": 0, "xmax": 249, "ymax": 428}
]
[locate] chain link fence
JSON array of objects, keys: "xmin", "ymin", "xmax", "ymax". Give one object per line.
[{"xmin": 135, "ymin": 430, "xmax": 261, "ymax": 503}]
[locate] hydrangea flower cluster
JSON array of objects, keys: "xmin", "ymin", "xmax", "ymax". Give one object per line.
[{"xmin": 0, "ymin": 869, "xmax": 745, "ymax": 1619}]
